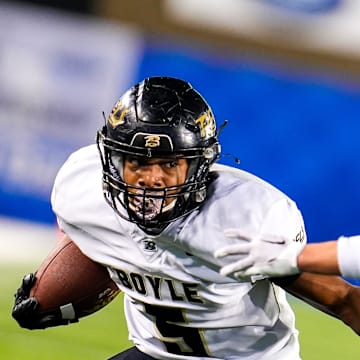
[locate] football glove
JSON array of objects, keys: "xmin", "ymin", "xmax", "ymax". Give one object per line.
[
  {"xmin": 12, "ymin": 273, "xmax": 78, "ymax": 330},
  {"xmin": 214, "ymin": 229, "xmax": 303, "ymax": 279}
]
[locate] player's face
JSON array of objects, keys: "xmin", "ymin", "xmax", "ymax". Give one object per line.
[
  {"xmin": 123, "ymin": 156, "xmax": 189, "ymax": 220},
  {"xmin": 123, "ymin": 156, "xmax": 189, "ymax": 191}
]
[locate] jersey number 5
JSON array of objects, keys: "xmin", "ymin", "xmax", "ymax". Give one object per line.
[{"xmin": 144, "ymin": 304, "xmax": 210, "ymax": 356}]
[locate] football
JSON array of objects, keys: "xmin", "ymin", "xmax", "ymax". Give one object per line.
[{"xmin": 30, "ymin": 234, "xmax": 120, "ymax": 318}]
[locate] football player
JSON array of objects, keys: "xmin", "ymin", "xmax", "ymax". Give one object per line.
[
  {"xmin": 12, "ymin": 77, "xmax": 360, "ymax": 359},
  {"xmin": 216, "ymin": 232, "xmax": 360, "ymax": 280}
]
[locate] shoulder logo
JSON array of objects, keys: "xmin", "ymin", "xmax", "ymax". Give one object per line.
[{"xmin": 293, "ymin": 226, "xmax": 305, "ymax": 243}]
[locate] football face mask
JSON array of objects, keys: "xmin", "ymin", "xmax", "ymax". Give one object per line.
[
  {"xmin": 98, "ymin": 145, "xmax": 208, "ymax": 230},
  {"xmin": 112, "ymin": 153, "xmax": 183, "ymax": 222}
]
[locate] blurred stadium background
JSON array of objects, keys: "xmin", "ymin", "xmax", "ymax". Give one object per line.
[{"xmin": 1, "ymin": 0, "xmax": 360, "ymax": 358}]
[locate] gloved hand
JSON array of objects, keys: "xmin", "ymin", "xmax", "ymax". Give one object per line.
[
  {"xmin": 12, "ymin": 273, "xmax": 78, "ymax": 330},
  {"xmin": 214, "ymin": 229, "xmax": 304, "ymax": 280}
]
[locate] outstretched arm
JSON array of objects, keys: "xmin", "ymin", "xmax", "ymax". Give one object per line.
[
  {"xmin": 273, "ymin": 272, "xmax": 360, "ymax": 335},
  {"xmin": 297, "ymin": 241, "xmax": 339, "ymax": 274},
  {"xmin": 298, "ymin": 236, "xmax": 360, "ymax": 279},
  {"xmin": 214, "ymin": 228, "xmax": 305, "ymax": 279},
  {"xmin": 216, "ymin": 233, "xmax": 360, "ymax": 280}
]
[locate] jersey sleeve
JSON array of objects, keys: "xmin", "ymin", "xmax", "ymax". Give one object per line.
[
  {"xmin": 50, "ymin": 145, "xmax": 105, "ymax": 226},
  {"xmin": 259, "ymin": 197, "xmax": 307, "ymax": 256},
  {"xmin": 337, "ymin": 235, "xmax": 360, "ymax": 278}
]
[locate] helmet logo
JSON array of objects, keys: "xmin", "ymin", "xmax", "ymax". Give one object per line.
[
  {"xmin": 144, "ymin": 135, "xmax": 161, "ymax": 148},
  {"xmin": 131, "ymin": 133, "xmax": 174, "ymax": 151},
  {"xmin": 108, "ymin": 100, "xmax": 129, "ymax": 128},
  {"xmin": 195, "ymin": 110, "xmax": 216, "ymax": 138}
]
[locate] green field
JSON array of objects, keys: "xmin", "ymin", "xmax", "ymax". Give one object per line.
[{"xmin": 1, "ymin": 264, "xmax": 359, "ymax": 359}]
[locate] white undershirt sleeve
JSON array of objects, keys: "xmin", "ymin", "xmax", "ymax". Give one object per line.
[{"xmin": 337, "ymin": 235, "xmax": 360, "ymax": 279}]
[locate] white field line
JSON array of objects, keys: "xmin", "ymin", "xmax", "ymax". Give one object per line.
[{"xmin": 0, "ymin": 217, "xmax": 57, "ymax": 265}]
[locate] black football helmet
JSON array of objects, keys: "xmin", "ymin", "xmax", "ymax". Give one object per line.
[{"xmin": 97, "ymin": 76, "xmax": 221, "ymax": 232}]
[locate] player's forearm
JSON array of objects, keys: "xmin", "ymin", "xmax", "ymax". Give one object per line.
[
  {"xmin": 297, "ymin": 236, "xmax": 360, "ymax": 279},
  {"xmin": 274, "ymin": 272, "xmax": 351, "ymax": 319},
  {"xmin": 273, "ymin": 270, "xmax": 360, "ymax": 335},
  {"xmin": 297, "ymin": 241, "xmax": 339, "ymax": 274}
]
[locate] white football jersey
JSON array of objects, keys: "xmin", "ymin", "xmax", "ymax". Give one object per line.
[{"xmin": 51, "ymin": 144, "xmax": 307, "ymax": 360}]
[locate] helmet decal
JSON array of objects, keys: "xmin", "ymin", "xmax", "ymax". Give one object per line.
[
  {"xmin": 144, "ymin": 135, "xmax": 161, "ymax": 148},
  {"xmin": 108, "ymin": 100, "xmax": 129, "ymax": 128},
  {"xmin": 195, "ymin": 110, "xmax": 216, "ymax": 139},
  {"xmin": 130, "ymin": 133, "xmax": 174, "ymax": 151}
]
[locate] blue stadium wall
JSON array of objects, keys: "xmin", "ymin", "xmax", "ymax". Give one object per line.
[
  {"xmin": 136, "ymin": 40, "xmax": 360, "ymax": 244},
  {"xmin": 2, "ymin": 35, "xmax": 360, "ymax": 246}
]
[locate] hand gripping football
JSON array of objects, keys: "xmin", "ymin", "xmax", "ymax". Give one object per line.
[{"xmin": 30, "ymin": 234, "xmax": 120, "ymax": 319}]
